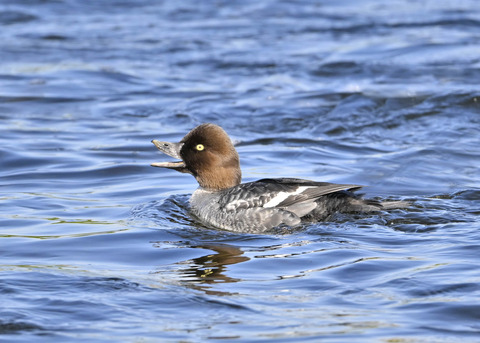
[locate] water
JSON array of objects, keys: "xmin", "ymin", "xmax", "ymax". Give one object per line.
[{"xmin": 1, "ymin": 0, "xmax": 480, "ymax": 341}]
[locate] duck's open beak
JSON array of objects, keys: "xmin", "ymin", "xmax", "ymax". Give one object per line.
[{"xmin": 151, "ymin": 140, "xmax": 188, "ymax": 173}]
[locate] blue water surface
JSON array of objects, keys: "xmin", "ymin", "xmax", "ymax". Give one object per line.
[{"xmin": 1, "ymin": 0, "xmax": 480, "ymax": 342}]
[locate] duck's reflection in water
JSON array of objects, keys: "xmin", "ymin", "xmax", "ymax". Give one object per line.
[
  {"xmin": 151, "ymin": 240, "xmax": 251, "ymax": 295},
  {"xmin": 185, "ymin": 244, "xmax": 249, "ymax": 284}
]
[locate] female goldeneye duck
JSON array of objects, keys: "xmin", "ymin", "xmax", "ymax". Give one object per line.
[{"xmin": 151, "ymin": 123, "xmax": 408, "ymax": 233}]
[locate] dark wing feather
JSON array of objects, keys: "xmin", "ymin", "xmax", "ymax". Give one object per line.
[
  {"xmin": 260, "ymin": 178, "xmax": 362, "ymax": 208},
  {"xmin": 219, "ymin": 180, "xmax": 285, "ymax": 210},
  {"xmin": 219, "ymin": 178, "xmax": 363, "ymax": 211}
]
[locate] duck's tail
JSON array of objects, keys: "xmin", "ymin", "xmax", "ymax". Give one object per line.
[
  {"xmin": 379, "ymin": 200, "xmax": 411, "ymax": 210},
  {"xmin": 348, "ymin": 198, "xmax": 410, "ymax": 212}
]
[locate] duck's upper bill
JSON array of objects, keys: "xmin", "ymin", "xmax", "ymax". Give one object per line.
[{"xmin": 151, "ymin": 123, "xmax": 408, "ymax": 232}]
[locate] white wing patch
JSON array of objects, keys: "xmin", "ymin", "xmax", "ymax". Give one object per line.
[
  {"xmin": 263, "ymin": 186, "xmax": 312, "ymax": 208},
  {"xmin": 225, "ymin": 199, "xmax": 249, "ymax": 211}
]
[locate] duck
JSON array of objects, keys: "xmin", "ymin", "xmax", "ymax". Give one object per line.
[{"xmin": 151, "ymin": 123, "xmax": 407, "ymax": 232}]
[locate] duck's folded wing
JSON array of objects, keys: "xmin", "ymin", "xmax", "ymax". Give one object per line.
[{"xmin": 221, "ymin": 178, "xmax": 363, "ymax": 211}]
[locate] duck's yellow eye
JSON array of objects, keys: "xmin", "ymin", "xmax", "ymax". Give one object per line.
[{"xmin": 195, "ymin": 144, "xmax": 205, "ymax": 151}]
